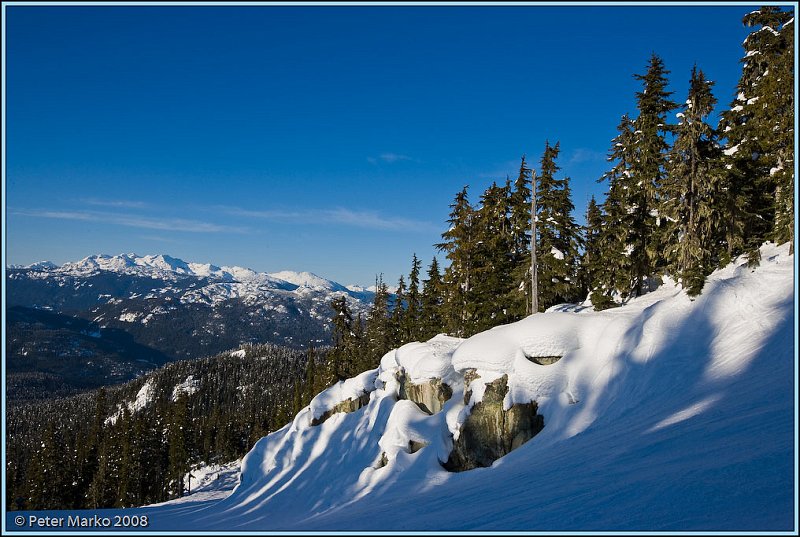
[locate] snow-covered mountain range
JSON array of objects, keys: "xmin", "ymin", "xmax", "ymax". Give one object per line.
[
  {"xmin": 6, "ymin": 254, "xmax": 374, "ymax": 399},
  {"xmin": 12, "ymin": 253, "xmax": 370, "ymax": 295},
  {"xmin": 122, "ymin": 242, "xmax": 792, "ymax": 531}
]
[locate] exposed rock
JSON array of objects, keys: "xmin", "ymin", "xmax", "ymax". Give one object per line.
[
  {"xmin": 396, "ymin": 370, "xmax": 452, "ymax": 415},
  {"xmin": 376, "ymin": 452, "xmax": 388, "ymax": 468},
  {"xmin": 462, "ymin": 368, "xmax": 480, "ymax": 404},
  {"xmin": 310, "ymin": 392, "xmax": 371, "ymax": 426},
  {"xmin": 526, "ymin": 355, "xmax": 562, "ymax": 365},
  {"xmin": 376, "ymin": 440, "xmax": 428, "ymax": 469},
  {"xmin": 444, "ymin": 375, "xmax": 544, "ymax": 472},
  {"xmin": 408, "ymin": 440, "xmax": 428, "ymax": 453}
]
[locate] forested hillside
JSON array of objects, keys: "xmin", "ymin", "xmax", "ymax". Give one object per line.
[{"xmin": 6, "ymin": 343, "xmax": 329, "ymax": 510}]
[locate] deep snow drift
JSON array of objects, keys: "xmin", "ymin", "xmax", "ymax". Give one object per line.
[{"xmin": 14, "ymin": 244, "xmax": 796, "ymax": 532}]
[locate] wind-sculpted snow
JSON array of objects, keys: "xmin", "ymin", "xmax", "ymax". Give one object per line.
[{"xmin": 18, "ymin": 244, "xmax": 793, "ymax": 531}]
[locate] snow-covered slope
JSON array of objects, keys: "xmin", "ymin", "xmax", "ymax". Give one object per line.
[{"xmin": 128, "ymin": 242, "xmax": 794, "ymax": 531}]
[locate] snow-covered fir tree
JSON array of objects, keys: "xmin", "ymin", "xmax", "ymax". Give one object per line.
[
  {"xmin": 719, "ymin": 7, "xmax": 795, "ymax": 262},
  {"xmin": 662, "ymin": 65, "xmax": 723, "ymax": 296},
  {"xmin": 534, "ymin": 141, "xmax": 582, "ymax": 311},
  {"xmin": 592, "ymin": 114, "xmax": 638, "ymax": 309},
  {"xmin": 630, "ymin": 53, "xmax": 677, "ymax": 291},
  {"xmin": 508, "ymin": 155, "xmax": 534, "ymax": 318}
]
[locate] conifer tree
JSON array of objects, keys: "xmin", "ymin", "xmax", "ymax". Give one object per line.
[
  {"xmin": 630, "ymin": 53, "xmax": 677, "ymax": 288},
  {"xmin": 420, "ymin": 257, "xmax": 445, "ymax": 340},
  {"xmin": 167, "ymin": 393, "xmax": 191, "ymax": 498},
  {"xmin": 327, "ymin": 296, "xmax": 357, "ymax": 381},
  {"xmin": 88, "ymin": 433, "xmax": 116, "ymax": 508},
  {"xmin": 364, "ymin": 276, "xmax": 392, "ymax": 368},
  {"xmin": 391, "ymin": 275, "xmax": 407, "ymax": 345},
  {"xmin": 508, "ymin": 156, "xmax": 533, "ymax": 318},
  {"xmin": 579, "ymin": 196, "xmax": 604, "ymax": 298},
  {"xmin": 720, "ymin": 7, "xmax": 795, "ymax": 261},
  {"xmin": 436, "ymin": 187, "xmax": 475, "ymax": 337},
  {"xmin": 115, "ymin": 409, "xmax": 134, "ymax": 507},
  {"xmin": 303, "ymin": 346, "xmax": 320, "ymax": 401},
  {"xmin": 402, "ymin": 254, "xmax": 423, "ymax": 342},
  {"xmin": 28, "ymin": 423, "xmax": 61, "ymax": 508},
  {"xmin": 593, "ymin": 115, "xmax": 638, "ymax": 308},
  {"xmin": 470, "ymin": 180, "xmax": 515, "ymax": 332},
  {"xmin": 533, "ymin": 142, "xmax": 582, "ymax": 311},
  {"xmin": 662, "ymin": 66, "xmax": 723, "ymax": 296}
]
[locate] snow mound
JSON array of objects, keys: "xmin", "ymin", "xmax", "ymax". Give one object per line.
[
  {"xmin": 393, "ymin": 335, "xmax": 461, "ymax": 384},
  {"xmin": 307, "ymin": 369, "xmax": 378, "ymax": 423},
  {"xmin": 452, "ymin": 312, "xmax": 582, "ymax": 372}
]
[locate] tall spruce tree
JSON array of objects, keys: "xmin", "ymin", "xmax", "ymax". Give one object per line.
[
  {"xmin": 327, "ymin": 296, "xmax": 358, "ymax": 381},
  {"xmin": 470, "ymin": 180, "xmax": 515, "ymax": 332},
  {"xmin": 579, "ymin": 196, "xmax": 604, "ymax": 299},
  {"xmin": 402, "ymin": 254, "xmax": 423, "ymax": 342},
  {"xmin": 436, "ymin": 187, "xmax": 476, "ymax": 337},
  {"xmin": 720, "ymin": 7, "xmax": 795, "ymax": 262},
  {"xmin": 167, "ymin": 393, "xmax": 191, "ymax": 498},
  {"xmin": 534, "ymin": 142, "xmax": 582, "ymax": 311},
  {"xmin": 631, "ymin": 53, "xmax": 677, "ymax": 289},
  {"xmin": 593, "ymin": 114, "xmax": 638, "ymax": 308},
  {"xmin": 662, "ymin": 65, "xmax": 723, "ymax": 296},
  {"xmin": 363, "ymin": 275, "xmax": 392, "ymax": 369},
  {"xmin": 391, "ymin": 275, "xmax": 407, "ymax": 345},
  {"xmin": 508, "ymin": 156, "xmax": 534, "ymax": 318},
  {"xmin": 420, "ymin": 257, "xmax": 445, "ymax": 340}
]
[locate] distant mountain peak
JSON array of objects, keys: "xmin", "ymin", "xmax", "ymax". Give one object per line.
[
  {"xmin": 268, "ymin": 270, "xmax": 347, "ymax": 292},
  {"xmin": 16, "ymin": 261, "xmax": 58, "ymax": 270}
]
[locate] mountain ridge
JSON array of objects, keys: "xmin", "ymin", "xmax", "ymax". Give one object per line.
[{"xmin": 11, "ymin": 253, "xmax": 359, "ymax": 291}]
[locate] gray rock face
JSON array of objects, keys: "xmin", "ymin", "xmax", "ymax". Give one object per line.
[
  {"xmin": 443, "ymin": 375, "xmax": 544, "ymax": 472},
  {"xmin": 310, "ymin": 392, "xmax": 371, "ymax": 426},
  {"xmin": 396, "ymin": 370, "xmax": 453, "ymax": 415}
]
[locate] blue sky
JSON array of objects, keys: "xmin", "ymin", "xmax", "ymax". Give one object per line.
[{"xmin": 5, "ymin": 3, "xmax": 762, "ymax": 286}]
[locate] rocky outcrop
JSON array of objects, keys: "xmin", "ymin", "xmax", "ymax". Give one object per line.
[
  {"xmin": 310, "ymin": 392, "xmax": 371, "ymax": 426},
  {"xmin": 377, "ymin": 440, "xmax": 428, "ymax": 468},
  {"xmin": 396, "ymin": 370, "xmax": 453, "ymax": 415},
  {"xmin": 444, "ymin": 375, "xmax": 544, "ymax": 472},
  {"xmin": 526, "ymin": 355, "xmax": 562, "ymax": 365}
]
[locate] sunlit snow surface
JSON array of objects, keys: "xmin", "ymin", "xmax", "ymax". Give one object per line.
[{"xmin": 9, "ymin": 244, "xmax": 795, "ymax": 532}]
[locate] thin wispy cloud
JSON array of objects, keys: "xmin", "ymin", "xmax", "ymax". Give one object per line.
[
  {"xmin": 367, "ymin": 153, "xmax": 414, "ymax": 164},
  {"xmin": 81, "ymin": 198, "xmax": 152, "ymax": 209},
  {"xmin": 217, "ymin": 205, "xmax": 436, "ymax": 233},
  {"xmin": 11, "ymin": 209, "xmax": 249, "ymax": 234},
  {"xmin": 221, "ymin": 207, "xmax": 306, "ymax": 220},
  {"xmin": 325, "ymin": 208, "xmax": 434, "ymax": 232}
]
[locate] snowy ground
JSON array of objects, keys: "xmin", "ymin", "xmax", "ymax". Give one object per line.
[
  {"xmin": 6, "ymin": 243, "xmax": 796, "ymax": 532},
  {"xmin": 146, "ymin": 460, "xmax": 241, "ymax": 508}
]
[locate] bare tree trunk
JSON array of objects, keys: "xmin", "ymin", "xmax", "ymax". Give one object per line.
[{"xmin": 531, "ymin": 170, "xmax": 539, "ymax": 314}]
